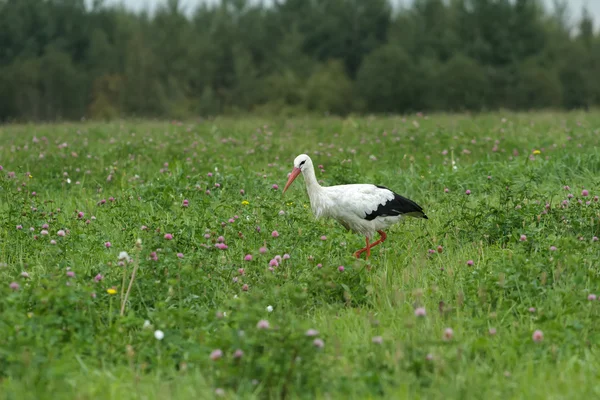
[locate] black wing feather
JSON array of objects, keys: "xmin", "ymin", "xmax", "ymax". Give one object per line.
[{"xmin": 364, "ymin": 185, "xmax": 428, "ymax": 221}]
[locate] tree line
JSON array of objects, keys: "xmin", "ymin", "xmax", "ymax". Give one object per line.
[{"xmin": 0, "ymin": 0, "xmax": 598, "ymax": 121}]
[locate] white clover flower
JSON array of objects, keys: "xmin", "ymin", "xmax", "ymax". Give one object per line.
[{"xmin": 118, "ymin": 251, "xmax": 131, "ymax": 262}]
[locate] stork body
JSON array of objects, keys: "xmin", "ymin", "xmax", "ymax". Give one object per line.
[{"xmin": 283, "ymin": 154, "xmax": 427, "ymax": 259}]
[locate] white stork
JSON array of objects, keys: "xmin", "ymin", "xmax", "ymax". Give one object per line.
[{"xmin": 283, "ymin": 154, "xmax": 428, "ymax": 259}]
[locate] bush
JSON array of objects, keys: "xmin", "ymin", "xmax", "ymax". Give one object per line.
[{"xmin": 304, "ymin": 60, "xmax": 355, "ymax": 116}]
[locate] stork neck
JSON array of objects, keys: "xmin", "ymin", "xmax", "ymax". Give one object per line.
[{"xmin": 302, "ymin": 166, "xmax": 322, "ymax": 196}]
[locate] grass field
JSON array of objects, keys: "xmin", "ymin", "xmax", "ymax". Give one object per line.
[{"xmin": 1, "ymin": 112, "xmax": 600, "ymax": 399}]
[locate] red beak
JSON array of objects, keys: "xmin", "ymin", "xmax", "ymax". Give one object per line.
[{"xmin": 283, "ymin": 167, "xmax": 301, "ymax": 194}]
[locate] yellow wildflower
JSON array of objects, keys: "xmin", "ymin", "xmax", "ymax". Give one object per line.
[
  {"xmin": 107, "ymin": 288, "xmax": 117, "ymax": 295},
  {"xmin": 286, "ymin": 202, "xmax": 294, "ymax": 206},
  {"xmin": 532, "ymin": 150, "xmax": 541, "ymax": 155},
  {"xmin": 28, "ymin": 174, "xmax": 33, "ymax": 179},
  {"xmin": 27, "ymin": 312, "xmax": 33, "ymax": 318},
  {"xmin": 241, "ymin": 200, "xmax": 249, "ymax": 205}
]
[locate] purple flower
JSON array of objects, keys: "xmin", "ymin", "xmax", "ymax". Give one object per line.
[
  {"xmin": 443, "ymin": 328, "xmax": 454, "ymax": 341},
  {"xmin": 210, "ymin": 349, "xmax": 223, "ymax": 361},
  {"xmin": 338, "ymin": 266, "xmax": 345, "ymax": 272},
  {"xmin": 582, "ymin": 189, "xmax": 589, "ymax": 197},
  {"xmin": 94, "ymin": 274, "xmax": 103, "ymax": 282},
  {"xmin": 465, "ymin": 189, "xmax": 471, "ymax": 195},
  {"xmin": 466, "ymin": 260, "xmax": 474, "ymax": 266},
  {"xmin": 177, "ymin": 253, "xmax": 184, "ymax": 259},
  {"xmin": 305, "ymin": 329, "xmax": 319, "ymax": 337},
  {"xmin": 256, "ymin": 319, "xmax": 270, "ymax": 329},
  {"xmin": 66, "ymin": 271, "xmax": 75, "ymax": 278},
  {"xmin": 9, "ymin": 282, "xmax": 19, "ymax": 291},
  {"xmin": 271, "ymin": 231, "xmax": 279, "ymax": 238},
  {"xmin": 313, "ymin": 338, "xmax": 324, "ymax": 348},
  {"xmin": 244, "ymin": 254, "xmax": 253, "ymax": 261},
  {"xmin": 164, "ymin": 233, "xmax": 173, "ymax": 240}
]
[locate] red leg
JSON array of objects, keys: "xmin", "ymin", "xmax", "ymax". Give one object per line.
[
  {"xmin": 354, "ymin": 232, "xmax": 386, "ymax": 259},
  {"xmin": 367, "ymin": 230, "xmax": 387, "ymax": 250},
  {"xmin": 354, "ymin": 237, "xmax": 371, "ymax": 258}
]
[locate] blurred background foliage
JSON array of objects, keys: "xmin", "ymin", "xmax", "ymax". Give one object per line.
[{"xmin": 0, "ymin": 0, "xmax": 598, "ymax": 121}]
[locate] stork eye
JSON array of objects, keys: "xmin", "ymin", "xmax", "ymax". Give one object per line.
[{"xmin": 299, "ymin": 160, "xmax": 306, "ymax": 167}]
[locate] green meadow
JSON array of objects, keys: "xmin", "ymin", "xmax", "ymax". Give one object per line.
[{"xmin": 1, "ymin": 112, "xmax": 600, "ymax": 399}]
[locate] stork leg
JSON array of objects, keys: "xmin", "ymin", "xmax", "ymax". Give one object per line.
[
  {"xmin": 353, "ymin": 237, "xmax": 370, "ymax": 259},
  {"xmin": 369, "ymin": 230, "xmax": 387, "ymax": 248},
  {"xmin": 353, "ymin": 231, "xmax": 387, "ymax": 259}
]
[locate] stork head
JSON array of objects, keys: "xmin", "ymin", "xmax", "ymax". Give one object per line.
[{"xmin": 283, "ymin": 154, "xmax": 311, "ymax": 194}]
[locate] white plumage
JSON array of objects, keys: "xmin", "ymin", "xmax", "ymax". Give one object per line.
[{"xmin": 283, "ymin": 154, "xmax": 428, "ymax": 259}]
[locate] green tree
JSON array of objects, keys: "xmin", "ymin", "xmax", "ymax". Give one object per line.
[
  {"xmin": 437, "ymin": 54, "xmax": 489, "ymax": 111},
  {"xmin": 356, "ymin": 45, "xmax": 418, "ymax": 113},
  {"xmin": 514, "ymin": 61, "xmax": 562, "ymax": 109},
  {"xmin": 0, "ymin": 0, "xmax": 598, "ymax": 120},
  {"xmin": 304, "ymin": 60, "xmax": 355, "ymax": 115},
  {"xmin": 39, "ymin": 47, "xmax": 86, "ymax": 120}
]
